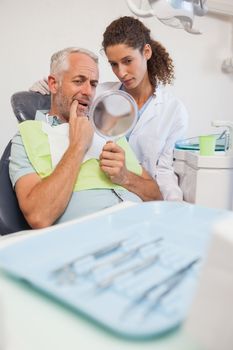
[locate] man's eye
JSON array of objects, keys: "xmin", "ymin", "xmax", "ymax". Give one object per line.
[
  {"xmin": 110, "ymin": 62, "xmax": 117, "ymax": 68},
  {"xmin": 73, "ymin": 80, "xmax": 82, "ymax": 85}
]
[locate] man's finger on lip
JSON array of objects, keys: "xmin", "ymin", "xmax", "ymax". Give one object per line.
[
  {"xmin": 71, "ymin": 99, "xmax": 79, "ymax": 108},
  {"xmin": 70, "ymin": 99, "xmax": 79, "ymax": 116}
]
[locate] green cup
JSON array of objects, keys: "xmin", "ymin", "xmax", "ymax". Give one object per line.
[{"xmin": 199, "ymin": 135, "xmax": 216, "ymax": 156}]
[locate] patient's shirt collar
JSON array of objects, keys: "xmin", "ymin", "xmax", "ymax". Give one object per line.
[
  {"xmin": 45, "ymin": 113, "xmax": 63, "ymax": 126},
  {"xmin": 35, "ymin": 110, "xmax": 63, "ymax": 126}
]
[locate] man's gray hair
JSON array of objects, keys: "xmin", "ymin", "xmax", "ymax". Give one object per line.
[{"xmin": 50, "ymin": 47, "xmax": 98, "ymax": 76}]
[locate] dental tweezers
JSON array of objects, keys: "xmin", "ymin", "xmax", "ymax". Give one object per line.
[{"xmin": 122, "ymin": 257, "xmax": 200, "ymax": 318}]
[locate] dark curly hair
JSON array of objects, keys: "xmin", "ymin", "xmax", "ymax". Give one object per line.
[{"xmin": 102, "ymin": 16, "xmax": 174, "ymax": 90}]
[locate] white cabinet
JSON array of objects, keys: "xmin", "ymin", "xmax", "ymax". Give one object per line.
[
  {"xmin": 174, "ymin": 149, "xmax": 233, "ymax": 210},
  {"xmin": 207, "ymin": 0, "xmax": 233, "ymax": 16}
]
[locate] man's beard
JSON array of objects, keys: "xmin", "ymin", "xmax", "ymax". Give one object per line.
[{"xmin": 55, "ymin": 90, "xmax": 71, "ymax": 121}]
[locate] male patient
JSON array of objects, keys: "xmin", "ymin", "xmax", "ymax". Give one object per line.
[{"xmin": 9, "ymin": 47, "xmax": 162, "ymax": 229}]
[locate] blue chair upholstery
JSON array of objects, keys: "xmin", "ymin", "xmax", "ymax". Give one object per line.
[
  {"xmin": 0, "ymin": 92, "xmax": 50, "ymax": 235},
  {"xmin": 0, "ymin": 141, "xmax": 31, "ymax": 235},
  {"xmin": 11, "ymin": 91, "xmax": 51, "ymax": 122}
]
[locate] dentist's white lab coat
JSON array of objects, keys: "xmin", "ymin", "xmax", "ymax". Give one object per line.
[{"xmin": 95, "ymin": 82, "xmax": 188, "ymax": 201}]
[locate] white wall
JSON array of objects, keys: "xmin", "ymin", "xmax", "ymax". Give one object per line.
[{"xmin": 0, "ymin": 0, "xmax": 233, "ymax": 156}]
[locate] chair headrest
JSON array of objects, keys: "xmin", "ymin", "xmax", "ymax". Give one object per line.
[{"xmin": 11, "ymin": 91, "xmax": 51, "ymax": 122}]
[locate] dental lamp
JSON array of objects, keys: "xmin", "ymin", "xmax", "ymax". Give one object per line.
[{"xmin": 126, "ymin": 0, "xmax": 208, "ymax": 34}]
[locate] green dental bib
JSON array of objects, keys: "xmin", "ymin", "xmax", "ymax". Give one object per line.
[{"xmin": 19, "ymin": 120, "xmax": 142, "ymax": 191}]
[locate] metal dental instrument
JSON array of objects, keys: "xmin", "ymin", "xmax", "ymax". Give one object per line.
[
  {"xmin": 51, "ymin": 238, "xmax": 128, "ymax": 284},
  {"xmin": 92, "ymin": 237, "xmax": 163, "ymax": 272},
  {"xmin": 51, "ymin": 236, "xmax": 162, "ymax": 285},
  {"xmin": 142, "ymin": 259, "xmax": 200, "ymax": 318},
  {"xmin": 96, "ymin": 254, "xmax": 160, "ymax": 290},
  {"xmin": 121, "ymin": 257, "xmax": 200, "ymax": 318},
  {"xmin": 217, "ymin": 129, "xmax": 227, "ymax": 140}
]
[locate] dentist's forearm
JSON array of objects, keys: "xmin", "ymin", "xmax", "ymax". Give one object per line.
[{"xmin": 119, "ymin": 169, "xmax": 163, "ymax": 201}]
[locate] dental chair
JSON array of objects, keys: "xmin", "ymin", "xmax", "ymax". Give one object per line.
[
  {"xmin": 11, "ymin": 91, "xmax": 51, "ymax": 122},
  {"xmin": 0, "ymin": 92, "xmax": 50, "ymax": 235},
  {"xmin": 0, "ymin": 141, "xmax": 31, "ymax": 235}
]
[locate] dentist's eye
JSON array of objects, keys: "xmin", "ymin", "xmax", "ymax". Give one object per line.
[
  {"xmin": 109, "ymin": 62, "xmax": 117, "ymax": 68},
  {"xmin": 123, "ymin": 58, "xmax": 132, "ymax": 65}
]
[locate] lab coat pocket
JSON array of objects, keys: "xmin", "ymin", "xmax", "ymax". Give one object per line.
[{"xmin": 140, "ymin": 137, "xmax": 162, "ymax": 177}]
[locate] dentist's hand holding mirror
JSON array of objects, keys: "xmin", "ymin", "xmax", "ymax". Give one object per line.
[{"xmin": 89, "ymin": 90, "xmax": 138, "ymax": 184}]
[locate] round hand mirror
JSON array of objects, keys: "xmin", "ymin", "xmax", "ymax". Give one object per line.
[{"xmin": 89, "ymin": 90, "xmax": 138, "ymax": 140}]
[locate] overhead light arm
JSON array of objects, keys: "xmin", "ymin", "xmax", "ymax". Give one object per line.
[{"xmin": 126, "ymin": 0, "xmax": 208, "ymax": 34}]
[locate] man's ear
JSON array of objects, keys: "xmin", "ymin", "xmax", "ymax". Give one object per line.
[{"xmin": 48, "ymin": 75, "xmax": 59, "ymax": 93}]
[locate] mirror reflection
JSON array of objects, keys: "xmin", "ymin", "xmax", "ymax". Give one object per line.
[{"xmin": 90, "ymin": 91, "xmax": 137, "ymax": 140}]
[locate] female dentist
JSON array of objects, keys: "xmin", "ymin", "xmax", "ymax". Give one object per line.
[{"xmin": 30, "ymin": 16, "xmax": 188, "ymax": 201}]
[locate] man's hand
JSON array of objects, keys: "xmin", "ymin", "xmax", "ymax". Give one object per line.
[
  {"xmin": 99, "ymin": 141, "xmax": 129, "ymax": 185},
  {"xmin": 69, "ymin": 100, "xmax": 94, "ymax": 156}
]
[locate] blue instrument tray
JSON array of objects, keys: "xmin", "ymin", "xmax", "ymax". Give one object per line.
[{"xmin": 0, "ymin": 202, "xmax": 230, "ymax": 340}]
